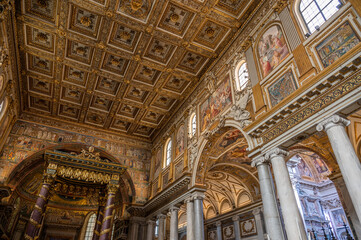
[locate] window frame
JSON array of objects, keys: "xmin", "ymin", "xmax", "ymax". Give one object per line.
[
  {"xmin": 164, "ymin": 138, "xmax": 172, "ymax": 168},
  {"xmin": 190, "ymin": 112, "xmax": 197, "ymax": 137},
  {"xmin": 236, "ymin": 61, "xmax": 249, "ymax": 91},
  {"xmin": 84, "ymin": 213, "xmax": 97, "ymax": 240},
  {"xmin": 297, "ymin": 0, "xmax": 342, "ymax": 34}
]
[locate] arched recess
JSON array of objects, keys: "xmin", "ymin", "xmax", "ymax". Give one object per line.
[
  {"xmin": 191, "ymin": 123, "xmax": 261, "ymax": 219},
  {"xmin": 191, "ymin": 118, "xmax": 257, "ymax": 186},
  {"xmin": 6, "ymin": 143, "xmax": 136, "ymax": 205}
]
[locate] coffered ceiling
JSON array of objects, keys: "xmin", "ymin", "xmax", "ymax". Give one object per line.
[{"xmin": 15, "ymin": 0, "xmax": 259, "ymax": 140}]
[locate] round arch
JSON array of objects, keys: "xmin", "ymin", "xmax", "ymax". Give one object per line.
[
  {"xmin": 6, "ymin": 143, "xmax": 136, "ymax": 204},
  {"xmin": 191, "ymin": 119, "xmax": 256, "ymax": 186}
]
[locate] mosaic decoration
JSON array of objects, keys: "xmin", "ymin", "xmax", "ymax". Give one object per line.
[
  {"xmin": 268, "ymin": 69, "xmax": 297, "ymax": 107},
  {"xmin": 241, "ymin": 218, "xmax": 257, "ymax": 236},
  {"xmin": 316, "ymin": 21, "xmax": 360, "ymax": 68},
  {"xmin": 154, "ymin": 148, "xmax": 161, "ymax": 177},
  {"xmin": 0, "ymin": 121, "xmax": 151, "ymax": 203},
  {"xmin": 258, "ymin": 25, "xmax": 289, "ymax": 77},
  {"xmin": 175, "ymin": 124, "xmax": 185, "ymax": 157},
  {"xmin": 200, "ymin": 74, "xmax": 232, "ymax": 132}
]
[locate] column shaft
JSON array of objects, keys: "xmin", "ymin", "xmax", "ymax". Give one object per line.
[
  {"xmin": 186, "ymin": 198, "xmax": 195, "ymax": 240},
  {"xmin": 317, "ymin": 115, "xmax": 361, "ymax": 220},
  {"xmin": 170, "ymin": 207, "xmax": 179, "ymax": 240},
  {"xmin": 253, "ymin": 158, "xmax": 284, "ymax": 240},
  {"xmin": 129, "ymin": 219, "xmax": 140, "ymax": 240},
  {"xmin": 146, "ymin": 220, "xmax": 155, "ymax": 240},
  {"xmin": 216, "ymin": 221, "xmax": 222, "ymax": 240},
  {"xmin": 93, "ymin": 205, "xmax": 105, "ymax": 240},
  {"xmin": 99, "ymin": 185, "xmax": 117, "ymax": 240},
  {"xmin": 232, "ymin": 216, "xmax": 241, "ymax": 240},
  {"xmin": 252, "ymin": 209, "xmax": 265, "ymax": 240},
  {"xmin": 193, "ymin": 193, "xmax": 205, "ymax": 240},
  {"xmin": 266, "ymin": 148, "xmax": 307, "ymax": 240},
  {"xmin": 24, "ymin": 180, "xmax": 53, "ymax": 240},
  {"xmin": 157, "ymin": 214, "xmax": 166, "ymax": 240}
]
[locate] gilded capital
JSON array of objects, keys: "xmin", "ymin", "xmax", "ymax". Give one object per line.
[
  {"xmin": 316, "ymin": 115, "xmax": 350, "ymax": 132},
  {"xmin": 264, "ymin": 147, "xmax": 289, "ymax": 160},
  {"xmin": 107, "ymin": 184, "xmax": 119, "ymax": 194}
]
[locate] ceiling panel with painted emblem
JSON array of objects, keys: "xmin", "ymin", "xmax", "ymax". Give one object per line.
[{"xmin": 15, "ymin": 0, "xmax": 258, "ymax": 140}]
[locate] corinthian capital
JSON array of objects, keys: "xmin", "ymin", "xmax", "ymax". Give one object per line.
[
  {"xmin": 251, "ymin": 155, "xmax": 269, "ymax": 167},
  {"xmin": 264, "ymin": 147, "xmax": 288, "ymax": 160},
  {"xmin": 316, "ymin": 115, "xmax": 350, "ymax": 132}
]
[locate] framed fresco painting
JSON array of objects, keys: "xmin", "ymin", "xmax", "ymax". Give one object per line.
[
  {"xmin": 258, "ymin": 24, "xmax": 290, "ymax": 78},
  {"xmin": 267, "ymin": 69, "xmax": 298, "ymax": 107},
  {"xmin": 316, "ymin": 21, "xmax": 360, "ymax": 68},
  {"xmin": 200, "ymin": 74, "xmax": 232, "ymax": 132},
  {"xmin": 175, "ymin": 124, "xmax": 185, "ymax": 157}
]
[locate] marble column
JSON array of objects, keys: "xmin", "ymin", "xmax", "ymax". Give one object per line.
[
  {"xmin": 317, "ymin": 115, "xmax": 361, "ymax": 220},
  {"xmin": 146, "ymin": 220, "xmax": 156, "ymax": 240},
  {"xmin": 24, "ymin": 172, "xmax": 55, "ymax": 240},
  {"xmin": 93, "ymin": 195, "xmax": 106, "ymax": 240},
  {"xmin": 193, "ymin": 192, "xmax": 205, "ymax": 240},
  {"xmin": 99, "ymin": 184, "xmax": 117, "ymax": 240},
  {"xmin": 170, "ymin": 207, "xmax": 180, "ymax": 240},
  {"xmin": 157, "ymin": 214, "xmax": 166, "ymax": 240},
  {"xmin": 232, "ymin": 216, "xmax": 241, "ymax": 240},
  {"xmin": 265, "ymin": 148, "xmax": 307, "ymax": 240},
  {"xmin": 129, "ymin": 217, "xmax": 140, "ymax": 240},
  {"xmin": 252, "ymin": 156, "xmax": 284, "ymax": 240},
  {"xmin": 252, "ymin": 208, "xmax": 265, "ymax": 240},
  {"xmin": 185, "ymin": 197, "xmax": 194, "ymax": 240},
  {"xmin": 216, "ymin": 221, "xmax": 222, "ymax": 240}
]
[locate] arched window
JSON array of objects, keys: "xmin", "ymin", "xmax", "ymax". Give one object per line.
[
  {"xmin": 155, "ymin": 219, "xmax": 159, "ymax": 237},
  {"xmin": 237, "ymin": 62, "xmax": 249, "ymax": 90},
  {"xmin": 165, "ymin": 138, "xmax": 172, "ymax": 167},
  {"xmin": 300, "ymin": 0, "xmax": 341, "ymax": 33},
  {"xmin": 84, "ymin": 213, "xmax": 97, "ymax": 240},
  {"xmin": 190, "ymin": 113, "xmax": 197, "ymax": 137}
]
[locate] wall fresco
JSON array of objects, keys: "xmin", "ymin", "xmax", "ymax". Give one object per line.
[
  {"xmin": 154, "ymin": 148, "xmax": 161, "ymax": 178},
  {"xmin": 268, "ymin": 69, "xmax": 297, "ymax": 107},
  {"xmin": 316, "ymin": 21, "xmax": 360, "ymax": 68},
  {"xmin": 0, "ymin": 121, "xmax": 151, "ymax": 203},
  {"xmin": 200, "ymin": 74, "xmax": 232, "ymax": 132},
  {"xmin": 175, "ymin": 124, "xmax": 185, "ymax": 157},
  {"xmin": 258, "ymin": 25, "xmax": 289, "ymax": 77}
]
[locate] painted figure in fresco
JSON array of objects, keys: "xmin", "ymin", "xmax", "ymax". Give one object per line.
[
  {"xmin": 258, "ymin": 25, "xmax": 289, "ymax": 77},
  {"xmin": 311, "ymin": 154, "xmax": 328, "ymax": 174},
  {"xmin": 297, "ymin": 156, "xmax": 313, "ymax": 178},
  {"xmin": 176, "ymin": 125, "xmax": 185, "ymax": 157},
  {"xmin": 219, "ymin": 129, "xmax": 242, "ymax": 149}
]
